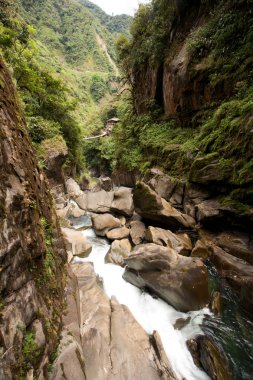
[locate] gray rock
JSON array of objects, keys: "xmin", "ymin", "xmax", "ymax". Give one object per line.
[
  {"xmin": 123, "ymin": 244, "xmax": 209, "ymax": 312},
  {"xmin": 65, "ymin": 178, "xmax": 83, "ymax": 199},
  {"xmin": 105, "ymin": 239, "xmax": 132, "ymax": 266},
  {"xmin": 111, "ymin": 187, "xmax": 134, "ymax": 217},
  {"xmin": 146, "ymin": 226, "xmax": 192, "ymax": 256},
  {"xmin": 133, "ymin": 182, "xmax": 195, "ymax": 229},
  {"xmin": 76, "ymin": 190, "xmax": 114, "ymax": 213},
  {"xmin": 106, "ymin": 226, "xmax": 130, "ymax": 240},
  {"xmin": 130, "ymin": 220, "xmax": 146, "ymax": 245}
]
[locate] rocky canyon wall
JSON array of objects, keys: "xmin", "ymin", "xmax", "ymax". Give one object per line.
[{"xmin": 0, "ymin": 56, "xmax": 67, "ymax": 379}]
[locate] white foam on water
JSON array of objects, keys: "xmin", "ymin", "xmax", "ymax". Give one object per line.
[{"xmin": 74, "ymin": 229, "xmax": 211, "ymax": 380}]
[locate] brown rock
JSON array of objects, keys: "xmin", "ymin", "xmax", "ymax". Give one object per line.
[
  {"xmin": 209, "ymin": 244, "xmax": 253, "ymax": 313},
  {"xmin": 111, "ymin": 187, "xmax": 134, "ymax": 217},
  {"xmin": 106, "ymin": 226, "xmax": 130, "ymax": 240},
  {"xmin": 92, "ymin": 214, "xmax": 121, "ymax": 236},
  {"xmin": 174, "ymin": 317, "xmax": 191, "ymax": 330},
  {"xmin": 76, "ymin": 190, "xmax": 114, "ymax": 213},
  {"xmin": 133, "ymin": 182, "xmax": 195, "ymax": 229},
  {"xmin": 211, "ymin": 291, "xmax": 222, "ymax": 315},
  {"xmin": 187, "ymin": 335, "xmax": 233, "ymax": 380},
  {"xmin": 105, "ymin": 239, "xmax": 132, "ymax": 266},
  {"xmin": 98, "ymin": 176, "xmax": 113, "ymax": 191},
  {"xmin": 146, "ymin": 226, "xmax": 192, "ymax": 256},
  {"xmin": 62, "ymin": 228, "xmax": 92, "ymax": 259},
  {"xmin": 191, "ymin": 239, "xmax": 211, "ymax": 260},
  {"xmin": 65, "ymin": 178, "xmax": 83, "ymax": 198},
  {"xmin": 130, "ymin": 220, "xmax": 146, "ymax": 245},
  {"xmin": 123, "ymin": 244, "xmax": 209, "ymax": 312}
]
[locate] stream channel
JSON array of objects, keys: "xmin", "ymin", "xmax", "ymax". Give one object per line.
[
  {"xmin": 71, "ymin": 217, "xmax": 210, "ymax": 380},
  {"xmin": 70, "ymin": 214, "xmax": 253, "ymax": 380}
]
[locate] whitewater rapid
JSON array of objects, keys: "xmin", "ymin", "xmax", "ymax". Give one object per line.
[{"xmin": 74, "ymin": 228, "xmax": 211, "ymax": 380}]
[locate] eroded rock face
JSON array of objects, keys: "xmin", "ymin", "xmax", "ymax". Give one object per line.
[
  {"xmin": 133, "ymin": 182, "xmax": 195, "ymax": 229},
  {"xmin": 0, "ymin": 57, "xmax": 66, "ymax": 378},
  {"xmin": 146, "ymin": 226, "xmax": 192, "ymax": 256},
  {"xmin": 123, "ymin": 244, "xmax": 209, "ymax": 312}
]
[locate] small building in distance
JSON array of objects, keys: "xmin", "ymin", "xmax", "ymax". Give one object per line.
[{"xmin": 106, "ymin": 117, "xmax": 120, "ymax": 132}]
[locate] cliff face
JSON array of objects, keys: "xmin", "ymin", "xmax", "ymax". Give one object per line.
[
  {"xmin": 132, "ymin": 1, "xmax": 229, "ymax": 120},
  {"xmin": 0, "ymin": 57, "xmax": 67, "ymax": 379}
]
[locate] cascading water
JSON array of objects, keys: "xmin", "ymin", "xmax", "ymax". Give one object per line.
[{"xmin": 74, "ymin": 227, "xmax": 211, "ymax": 380}]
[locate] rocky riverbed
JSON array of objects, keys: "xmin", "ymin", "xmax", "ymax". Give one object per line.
[{"xmin": 50, "ymin": 176, "xmax": 253, "ymax": 379}]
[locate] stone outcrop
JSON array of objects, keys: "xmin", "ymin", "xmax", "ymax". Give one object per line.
[
  {"xmin": 62, "ymin": 228, "xmax": 92, "ymax": 261},
  {"xmin": 0, "ymin": 57, "xmax": 66, "ymax": 379},
  {"xmin": 123, "ymin": 244, "xmax": 209, "ymax": 312},
  {"xmin": 65, "ymin": 178, "xmax": 83, "ymax": 198},
  {"xmin": 130, "ymin": 220, "xmax": 146, "ymax": 245},
  {"xmin": 133, "ymin": 182, "xmax": 195, "ymax": 229},
  {"xmin": 91, "ymin": 213, "xmax": 121, "ymax": 236},
  {"xmin": 76, "ymin": 190, "xmax": 114, "ymax": 213},
  {"xmin": 105, "ymin": 239, "xmax": 132, "ymax": 266},
  {"xmin": 187, "ymin": 335, "xmax": 232, "ymax": 380},
  {"xmin": 52, "ymin": 263, "xmax": 178, "ymax": 380},
  {"xmin": 146, "ymin": 226, "xmax": 192, "ymax": 256},
  {"xmin": 111, "ymin": 187, "xmax": 134, "ymax": 216},
  {"xmin": 106, "ymin": 226, "xmax": 130, "ymax": 240},
  {"xmin": 208, "ymin": 244, "xmax": 253, "ymax": 313}
]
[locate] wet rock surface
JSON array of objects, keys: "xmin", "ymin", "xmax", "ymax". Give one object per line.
[
  {"xmin": 187, "ymin": 335, "xmax": 233, "ymax": 380},
  {"xmin": 105, "ymin": 239, "xmax": 132, "ymax": 266},
  {"xmin": 123, "ymin": 243, "xmax": 209, "ymax": 312}
]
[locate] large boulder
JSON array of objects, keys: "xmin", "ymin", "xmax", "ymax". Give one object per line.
[
  {"xmin": 187, "ymin": 335, "xmax": 232, "ymax": 380},
  {"xmin": 62, "ymin": 228, "xmax": 92, "ymax": 261},
  {"xmin": 191, "ymin": 239, "xmax": 211, "ymax": 260},
  {"xmin": 67, "ymin": 202, "xmax": 86, "ymax": 219},
  {"xmin": 111, "ymin": 187, "xmax": 134, "ymax": 217},
  {"xmin": 200, "ymin": 230, "xmax": 253, "ymax": 265},
  {"xmin": 105, "ymin": 239, "xmax": 132, "ymax": 267},
  {"xmin": 76, "ymin": 190, "xmax": 114, "ymax": 213},
  {"xmin": 92, "ymin": 213, "xmax": 121, "ymax": 236},
  {"xmin": 133, "ymin": 182, "xmax": 195, "ymax": 229},
  {"xmin": 146, "ymin": 226, "xmax": 192, "ymax": 256},
  {"xmin": 106, "ymin": 226, "xmax": 130, "ymax": 240},
  {"xmin": 130, "ymin": 220, "xmax": 146, "ymax": 245},
  {"xmin": 98, "ymin": 176, "xmax": 113, "ymax": 191},
  {"xmin": 209, "ymin": 244, "xmax": 253, "ymax": 313},
  {"xmin": 147, "ymin": 169, "xmax": 185, "ymax": 207},
  {"xmin": 65, "ymin": 178, "xmax": 83, "ymax": 199},
  {"xmin": 123, "ymin": 244, "xmax": 209, "ymax": 312}
]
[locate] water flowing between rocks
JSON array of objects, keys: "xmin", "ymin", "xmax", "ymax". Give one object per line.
[{"xmin": 74, "ymin": 227, "xmax": 211, "ymax": 380}]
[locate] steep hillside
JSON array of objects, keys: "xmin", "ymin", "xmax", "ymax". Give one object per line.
[
  {"xmin": 0, "ymin": 0, "xmax": 131, "ymax": 174},
  {"xmin": 81, "ymin": 0, "xmax": 131, "ymax": 37},
  {"xmin": 109, "ymin": 0, "xmax": 253, "ymax": 224}
]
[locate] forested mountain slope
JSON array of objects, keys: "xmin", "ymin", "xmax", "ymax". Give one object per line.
[{"xmin": 0, "ymin": 0, "xmax": 130, "ymax": 174}]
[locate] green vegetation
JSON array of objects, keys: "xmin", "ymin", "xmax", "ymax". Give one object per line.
[
  {"xmin": 22, "ymin": 331, "xmax": 38, "ymax": 370},
  {"xmin": 107, "ymin": 0, "xmax": 253, "ymax": 208},
  {"xmin": 0, "ymin": 0, "xmax": 131, "ymax": 174}
]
